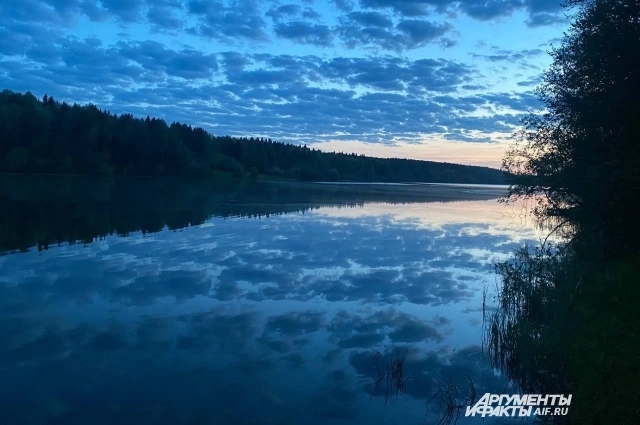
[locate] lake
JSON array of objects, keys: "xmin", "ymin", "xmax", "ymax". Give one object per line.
[{"xmin": 0, "ymin": 175, "xmax": 542, "ymax": 425}]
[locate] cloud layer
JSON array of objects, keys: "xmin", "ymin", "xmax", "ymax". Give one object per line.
[{"xmin": 0, "ymin": 0, "xmax": 566, "ymax": 158}]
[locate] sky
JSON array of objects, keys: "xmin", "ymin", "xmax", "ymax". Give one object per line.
[{"xmin": 0, "ymin": 0, "xmax": 571, "ymax": 168}]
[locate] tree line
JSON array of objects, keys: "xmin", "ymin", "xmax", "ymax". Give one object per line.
[{"xmin": 0, "ymin": 90, "xmax": 506, "ymax": 184}]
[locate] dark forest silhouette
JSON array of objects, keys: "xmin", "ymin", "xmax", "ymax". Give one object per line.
[
  {"xmin": 488, "ymin": 1, "xmax": 640, "ymax": 424},
  {"xmin": 0, "ymin": 90, "xmax": 505, "ymax": 184}
]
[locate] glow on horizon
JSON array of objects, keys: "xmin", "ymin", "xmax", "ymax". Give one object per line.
[{"xmin": 312, "ymin": 138, "xmax": 511, "ymax": 169}]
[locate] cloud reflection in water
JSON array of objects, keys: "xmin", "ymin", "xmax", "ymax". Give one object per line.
[{"xmin": 0, "ymin": 191, "xmax": 541, "ymax": 425}]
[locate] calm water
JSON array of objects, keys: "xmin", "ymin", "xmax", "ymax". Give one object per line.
[{"xmin": 0, "ymin": 176, "xmax": 541, "ymax": 425}]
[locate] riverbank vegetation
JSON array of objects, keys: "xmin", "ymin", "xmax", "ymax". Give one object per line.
[
  {"xmin": 487, "ymin": 0, "xmax": 640, "ymax": 424},
  {"xmin": 0, "ymin": 90, "xmax": 505, "ymax": 184}
]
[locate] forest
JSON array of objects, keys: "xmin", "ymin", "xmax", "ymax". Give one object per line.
[{"xmin": 0, "ymin": 90, "xmax": 505, "ymax": 184}]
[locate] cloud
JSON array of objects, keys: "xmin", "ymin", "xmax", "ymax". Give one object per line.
[
  {"xmin": 396, "ymin": 19, "xmax": 451, "ymax": 47},
  {"xmin": 175, "ymin": 215, "xmax": 520, "ymax": 305},
  {"xmin": 187, "ymin": 0, "xmax": 269, "ymax": 42},
  {"xmin": 117, "ymin": 40, "xmax": 219, "ymax": 79},
  {"xmin": 388, "ymin": 317, "xmax": 445, "ymax": 343},
  {"xmin": 337, "ymin": 15, "xmax": 453, "ymax": 51},
  {"xmin": 212, "ymin": 280, "xmax": 242, "ymax": 300},
  {"xmin": 219, "ymin": 50, "xmax": 252, "ymax": 72},
  {"xmin": 283, "ymin": 352, "xmax": 306, "ymax": 369},
  {"xmin": 100, "ymin": 0, "xmax": 145, "ymax": 22},
  {"xmin": 324, "ymin": 348, "xmax": 344, "ymax": 363},
  {"xmin": 346, "ymin": 11, "xmax": 393, "ymax": 27},
  {"xmin": 331, "ymin": 0, "xmax": 355, "ymax": 12},
  {"xmin": 0, "ymin": 322, "xmax": 93, "ymax": 364},
  {"xmin": 302, "ymin": 7, "xmax": 322, "ymax": 19},
  {"xmin": 263, "ymin": 311, "xmax": 326, "ymax": 337},
  {"xmin": 525, "ymin": 0, "xmax": 564, "ymax": 14},
  {"xmin": 2, "ymin": 34, "xmax": 227, "ymax": 104},
  {"xmin": 526, "ymin": 11, "xmax": 568, "ymax": 27},
  {"xmin": 0, "ymin": 0, "xmax": 77, "ymax": 25},
  {"xmin": 176, "ymin": 310, "xmax": 258, "ymax": 351},
  {"xmin": 111, "ymin": 270, "xmax": 213, "ymax": 305},
  {"xmin": 459, "ymin": 0, "xmax": 521, "ymax": 21},
  {"xmin": 0, "ymin": 20, "xmax": 64, "ymax": 57},
  {"xmin": 273, "ymin": 21, "xmax": 334, "ymax": 46},
  {"xmin": 0, "ymin": 46, "xmax": 539, "ymax": 148},
  {"xmin": 328, "ymin": 309, "xmax": 448, "ymax": 350},
  {"xmin": 359, "ymin": 0, "xmax": 432, "ymax": 17},
  {"xmin": 146, "ymin": 5, "xmax": 184, "ymax": 31},
  {"xmin": 337, "ymin": 332, "xmax": 386, "ymax": 348},
  {"xmin": 265, "ymin": 4, "xmax": 301, "ymax": 22},
  {"xmin": 317, "ymin": 56, "xmax": 473, "ymax": 92},
  {"xmin": 517, "ymin": 75, "xmax": 543, "ymax": 87},
  {"xmin": 357, "ymin": 0, "xmax": 566, "ymax": 26},
  {"xmin": 256, "ymin": 335, "xmax": 291, "ymax": 353},
  {"xmin": 228, "ymin": 68, "xmax": 301, "ymax": 86},
  {"xmin": 2, "ymin": 0, "xmax": 568, "ymax": 59},
  {"xmin": 480, "ymin": 91, "xmax": 542, "ymax": 111},
  {"xmin": 472, "ymin": 48, "xmax": 545, "ymax": 63}
]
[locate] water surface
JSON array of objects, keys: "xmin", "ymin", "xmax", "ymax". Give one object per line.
[{"xmin": 0, "ymin": 176, "xmax": 541, "ymax": 425}]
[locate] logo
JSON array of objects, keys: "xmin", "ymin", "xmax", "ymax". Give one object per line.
[{"xmin": 465, "ymin": 393, "xmax": 571, "ymax": 418}]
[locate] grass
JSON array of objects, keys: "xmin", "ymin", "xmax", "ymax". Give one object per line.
[
  {"xmin": 486, "ymin": 243, "xmax": 640, "ymax": 424},
  {"xmin": 363, "ymin": 348, "xmax": 480, "ymax": 425},
  {"xmin": 363, "ymin": 245, "xmax": 640, "ymax": 424},
  {"xmin": 366, "ymin": 349, "xmax": 409, "ymax": 404},
  {"xmin": 426, "ymin": 371, "xmax": 476, "ymax": 425}
]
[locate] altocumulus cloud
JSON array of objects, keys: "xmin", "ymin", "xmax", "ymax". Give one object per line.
[{"xmin": 0, "ymin": 0, "xmax": 568, "ymax": 153}]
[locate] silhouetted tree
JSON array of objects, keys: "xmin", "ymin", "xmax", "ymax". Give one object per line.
[{"xmin": 502, "ymin": 0, "xmax": 640, "ymax": 259}]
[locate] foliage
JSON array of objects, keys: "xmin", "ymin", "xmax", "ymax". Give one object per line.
[
  {"xmin": 488, "ymin": 248, "xmax": 640, "ymax": 424},
  {"xmin": 0, "ymin": 90, "xmax": 506, "ymax": 184},
  {"xmin": 491, "ymin": 1, "xmax": 640, "ymax": 423},
  {"xmin": 501, "ymin": 0, "xmax": 640, "ymax": 259},
  {"xmin": 487, "ymin": 245, "xmax": 577, "ymax": 397}
]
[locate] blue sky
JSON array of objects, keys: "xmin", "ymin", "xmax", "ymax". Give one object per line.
[{"xmin": 0, "ymin": 0, "xmax": 570, "ymax": 168}]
